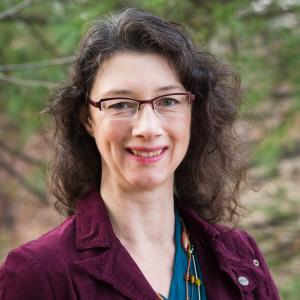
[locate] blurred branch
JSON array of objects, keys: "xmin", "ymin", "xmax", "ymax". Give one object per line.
[
  {"xmin": 0, "ymin": 191, "xmax": 15, "ymax": 229},
  {"xmin": 0, "ymin": 72, "xmax": 55, "ymax": 88},
  {"xmin": 0, "ymin": 155, "xmax": 47, "ymax": 203},
  {"xmin": 0, "ymin": 0, "xmax": 33, "ymax": 21},
  {"xmin": 0, "ymin": 139, "xmax": 42, "ymax": 165},
  {"xmin": 22, "ymin": 19, "xmax": 61, "ymax": 56},
  {"xmin": 4, "ymin": 14, "xmax": 48, "ymax": 25},
  {"xmin": 0, "ymin": 56, "xmax": 75, "ymax": 72},
  {"xmin": 240, "ymin": 8, "xmax": 297, "ymax": 20},
  {"xmin": 267, "ymin": 229, "xmax": 300, "ymax": 261}
]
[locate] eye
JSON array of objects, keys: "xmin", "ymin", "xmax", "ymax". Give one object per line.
[
  {"xmin": 106, "ymin": 101, "xmax": 136, "ymax": 110},
  {"xmin": 109, "ymin": 102, "xmax": 129, "ymax": 110},
  {"xmin": 157, "ymin": 97, "xmax": 179, "ymax": 107}
]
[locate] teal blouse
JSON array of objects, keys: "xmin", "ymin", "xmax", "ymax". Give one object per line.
[{"xmin": 159, "ymin": 209, "xmax": 207, "ymax": 300}]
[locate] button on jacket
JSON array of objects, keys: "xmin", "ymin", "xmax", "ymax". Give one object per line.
[{"xmin": 0, "ymin": 189, "xmax": 280, "ymax": 299}]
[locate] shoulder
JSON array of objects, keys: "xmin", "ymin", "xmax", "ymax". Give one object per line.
[
  {"xmin": 207, "ymin": 224, "xmax": 280, "ymax": 298},
  {"xmin": 0, "ymin": 216, "xmax": 76, "ymax": 299},
  {"xmin": 214, "ymin": 224, "xmax": 262, "ymax": 258},
  {"xmin": 206, "ymin": 222, "xmax": 270, "ymax": 266},
  {"xmin": 14, "ymin": 215, "xmax": 76, "ymax": 263},
  {"xmin": 0, "ymin": 245, "xmax": 53, "ymax": 299}
]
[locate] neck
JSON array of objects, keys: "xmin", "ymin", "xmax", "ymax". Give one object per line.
[{"xmin": 100, "ymin": 180, "xmax": 175, "ymax": 248}]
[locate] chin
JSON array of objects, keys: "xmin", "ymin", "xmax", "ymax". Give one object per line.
[{"xmin": 128, "ymin": 175, "xmax": 168, "ymax": 190}]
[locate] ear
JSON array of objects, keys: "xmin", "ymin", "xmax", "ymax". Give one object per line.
[{"xmin": 79, "ymin": 105, "xmax": 94, "ymax": 137}]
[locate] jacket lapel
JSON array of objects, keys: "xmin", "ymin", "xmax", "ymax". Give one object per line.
[
  {"xmin": 175, "ymin": 199, "xmax": 232, "ymax": 298},
  {"xmin": 176, "ymin": 198, "xmax": 260, "ymax": 299},
  {"xmin": 74, "ymin": 245, "xmax": 158, "ymax": 300},
  {"xmin": 72, "ymin": 189, "xmax": 158, "ymax": 300}
]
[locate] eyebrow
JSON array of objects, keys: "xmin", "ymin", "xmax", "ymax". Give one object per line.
[
  {"xmin": 101, "ymin": 85, "xmax": 185, "ymax": 98},
  {"xmin": 156, "ymin": 84, "xmax": 185, "ymax": 92}
]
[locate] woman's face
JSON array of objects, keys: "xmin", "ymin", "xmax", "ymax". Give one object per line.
[{"xmin": 87, "ymin": 51, "xmax": 191, "ymax": 191}]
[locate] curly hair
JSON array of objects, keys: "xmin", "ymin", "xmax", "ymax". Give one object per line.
[{"xmin": 46, "ymin": 8, "xmax": 247, "ymax": 223}]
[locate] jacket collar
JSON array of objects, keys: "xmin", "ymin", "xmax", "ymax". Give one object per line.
[
  {"xmin": 74, "ymin": 188, "xmax": 222, "ymax": 250},
  {"xmin": 175, "ymin": 196, "xmax": 221, "ymax": 241},
  {"xmin": 73, "ymin": 189, "xmax": 260, "ymax": 299},
  {"xmin": 74, "ymin": 188, "xmax": 118, "ymax": 250},
  {"xmin": 73, "ymin": 188, "xmax": 159, "ymax": 300}
]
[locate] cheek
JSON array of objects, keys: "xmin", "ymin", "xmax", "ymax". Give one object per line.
[
  {"xmin": 178, "ymin": 128, "xmax": 191, "ymax": 152},
  {"xmin": 93, "ymin": 120, "xmax": 128, "ymax": 155},
  {"xmin": 174, "ymin": 115, "xmax": 191, "ymax": 146}
]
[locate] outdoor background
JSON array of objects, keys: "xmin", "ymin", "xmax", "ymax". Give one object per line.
[{"xmin": 0, "ymin": 0, "xmax": 299, "ymax": 298}]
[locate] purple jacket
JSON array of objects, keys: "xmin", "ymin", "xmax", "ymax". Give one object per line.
[{"xmin": 0, "ymin": 189, "xmax": 280, "ymax": 299}]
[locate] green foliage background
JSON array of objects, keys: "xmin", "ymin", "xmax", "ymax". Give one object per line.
[
  {"xmin": 1, "ymin": 0, "xmax": 299, "ymax": 298},
  {"xmin": 1, "ymin": 0, "xmax": 299, "ymax": 172}
]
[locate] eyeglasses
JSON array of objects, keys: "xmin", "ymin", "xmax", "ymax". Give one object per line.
[{"xmin": 88, "ymin": 92, "xmax": 195, "ymax": 119}]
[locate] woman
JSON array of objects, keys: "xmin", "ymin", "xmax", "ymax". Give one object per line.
[{"xmin": 0, "ymin": 8, "xmax": 280, "ymax": 300}]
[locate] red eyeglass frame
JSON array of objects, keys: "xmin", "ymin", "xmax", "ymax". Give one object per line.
[{"xmin": 88, "ymin": 92, "xmax": 195, "ymax": 111}]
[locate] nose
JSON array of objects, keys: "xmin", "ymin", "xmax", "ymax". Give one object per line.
[{"xmin": 131, "ymin": 104, "xmax": 164, "ymax": 139}]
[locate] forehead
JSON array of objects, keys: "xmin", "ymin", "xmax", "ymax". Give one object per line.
[{"xmin": 90, "ymin": 51, "xmax": 183, "ymax": 98}]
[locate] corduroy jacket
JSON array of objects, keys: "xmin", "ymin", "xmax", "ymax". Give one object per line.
[{"xmin": 0, "ymin": 189, "xmax": 280, "ymax": 299}]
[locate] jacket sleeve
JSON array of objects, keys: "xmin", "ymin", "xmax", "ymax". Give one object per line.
[
  {"xmin": 243, "ymin": 231, "xmax": 281, "ymax": 300},
  {"xmin": 0, "ymin": 247, "xmax": 53, "ymax": 300}
]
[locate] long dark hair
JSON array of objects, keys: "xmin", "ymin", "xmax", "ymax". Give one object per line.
[{"xmin": 46, "ymin": 8, "xmax": 247, "ymax": 223}]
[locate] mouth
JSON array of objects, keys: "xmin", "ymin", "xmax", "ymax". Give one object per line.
[
  {"xmin": 126, "ymin": 147, "xmax": 167, "ymax": 159},
  {"xmin": 130, "ymin": 149, "xmax": 163, "ymax": 158}
]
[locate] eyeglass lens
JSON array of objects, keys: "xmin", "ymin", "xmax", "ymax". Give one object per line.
[{"xmin": 100, "ymin": 94, "xmax": 190, "ymax": 118}]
